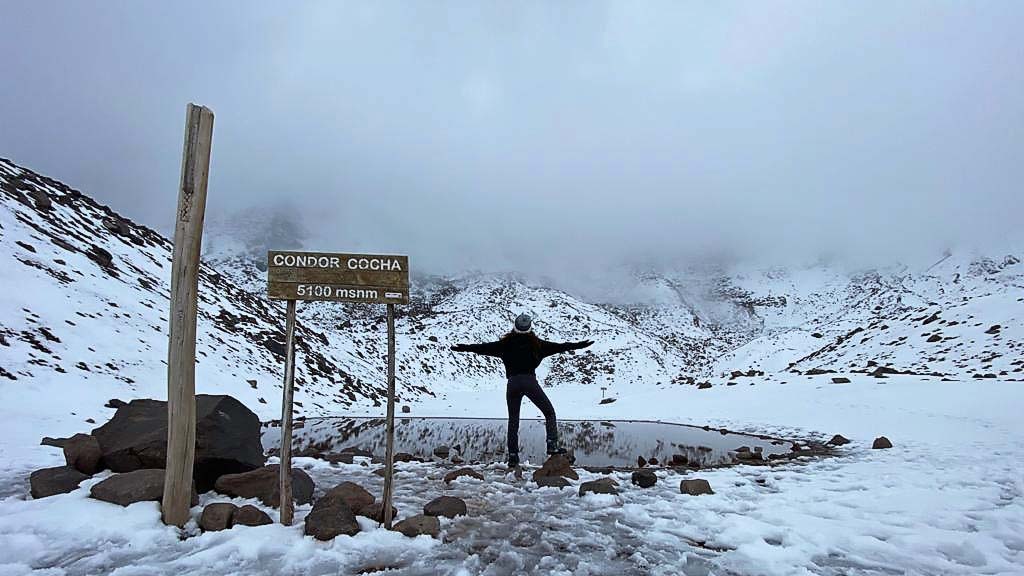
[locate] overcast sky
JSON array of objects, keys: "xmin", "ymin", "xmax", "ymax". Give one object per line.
[{"xmin": 2, "ymin": 2, "xmax": 1022, "ymax": 277}]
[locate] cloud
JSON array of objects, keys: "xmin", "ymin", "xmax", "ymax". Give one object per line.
[{"xmin": 1, "ymin": 1, "xmax": 1022, "ymax": 280}]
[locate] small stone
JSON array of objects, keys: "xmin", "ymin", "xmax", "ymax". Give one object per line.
[
  {"xmin": 531, "ymin": 454, "xmax": 578, "ymax": 483},
  {"xmin": 872, "ymin": 436, "xmax": 893, "ymax": 449},
  {"xmin": 401, "ymin": 405, "xmax": 411, "ymax": 413},
  {"xmin": 680, "ymin": 479, "xmax": 714, "ymax": 496},
  {"xmin": 637, "ymin": 456, "xmax": 647, "ymax": 468},
  {"xmin": 234, "ymin": 504, "xmax": 272, "ymax": 526},
  {"xmin": 827, "ymin": 434, "xmax": 851, "ymax": 446},
  {"xmin": 579, "ymin": 477, "xmax": 618, "ymax": 496},
  {"xmin": 304, "ymin": 496, "xmax": 360, "ymax": 540},
  {"xmin": 424, "ymin": 495, "xmax": 467, "ymax": 518},
  {"xmin": 444, "ymin": 467, "xmax": 484, "ymax": 484},
  {"xmin": 631, "ymin": 469, "xmax": 657, "ymax": 488},
  {"xmin": 392, "ymin": 514, "xmax": 440, "ymax": 538},
  {"xmin": 831, "ymin": 377, "xmax": 851, "ymax": 384},
  {"xmin": 199, "ymin": 502, "xmax": 237, "ymax": 531},
  {"xmin": 535, "ymin": 476, "xmax": 571, "ymax": 489}
]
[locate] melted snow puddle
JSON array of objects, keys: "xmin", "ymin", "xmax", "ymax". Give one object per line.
[{"xmin": 262, "ymin": 418, "xmax": 794, "ymax": 468}]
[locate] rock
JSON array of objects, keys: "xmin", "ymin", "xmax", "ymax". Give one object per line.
[
  {"xmin": 356, "ymin": 502, "xmax": 397, "ymax": 523},
  {"xmin": 637, "ymin": 456, "xmax": 647, "ymax": 468},
  {"xmin": 535, "ymin": 476, "xmax": 571, "ymax": 489},
  {"xmin": 599, "ymin": 398, "xmax": 616, "ymax": 405},
  {"xmin": 424, "ymin": 496, "xmax": 466, "ymax": 518},
  {"xmin": 339, "ymin": 446, "xmax": 373, "ymax": 458},
  {"xmin": 91, "ymin": 469, "xmax": 198, "ymax": 507},
  {"xmin": 30, "ymin": 466, "xmax": 89, "ymax": 498},
  {"xmin": 648, "ymin": 457, "xmax": 659, "ymax": 466},
  {"xmin": 680, "ymin": 479, "xmax": 714, "ymax": 496},
  {"xmin": 531, "ymin": 454, "xmax": 578, "ymax": 483},
  {"xmin": 579, "ymin": 478, "xmax": 618, "ymax": 496},
  {"xmin": 631, "ymin": 469, "xmax": 657, "ymax": 488},
  {"xmin": 433, "ymin": 445, "xmax": 450, "ymax": 459},
  {"xmin": 827, "ymin": 434, "xmax": 851, "ymax": 446},
  {"xmin": 697, "ymin": 382, "xmax": 712, "ymax": 389},
  {"xmin": 105, "ymin": 399, "xmax": 127, "ymax": 409},
  {"xmin": 304, "ymin": 496, "xmax": 360, "ymax": 540},
  {"xmin": 444, "ymin": 467, "xmax": 484, "ymax": 484},
  {"xmin": 102, "ymin": 217, "xmax": 131, "ymax": 236},
  {"xmin": 234, "ymin": 504, "xmax": 272, "ymax": 526},
  {"xmin": 394, "ymin": 452, "xmax": 422, "ymax": 463},
  {"xmin": 872, "ymin": 436, "xmax": 893, "ymax": 449},
  {"xmin": 27, "ymin": 188, "xmax": 53, "ymax": 211},
  {"xmin": 323, "ymin": 481, "xmax": 375, "ymax": 510},
  {"xmin": 670, "ymin": 454, "xmax": 688, "ymax": 466},
  {"xmin": 63, "ymin": 433, "xmax": 103, "ymax": 475},
  {"xmin": 401, "ymin": 405, "xmax": 411, "ymax": 413},
  {"xmin": 214, "ymin": 465, "xmax": 314, "ymax": 507},
  {"xmin": 985, "ymin": 324, "xmax": 1001, "ymax": 334},
  {"xmin": 91, "ymin": 395, "xmax": 265, "ymax": 491},
  {"xmin": 831, "ymin": 377, "xmax": 851, "ymax": 384},
  {"xmin": 392, "ymin": 514, "xmax": 440, "ymax": 538},
  {"xmin": 199, "ymin": 502, "xmax": 237, "ymax": 531},
  {"xmin": 804, "ymin": 368, "xmax": 833, "ymax": 376},
  {"xmin": 40, "ymin": 436, "xmax": 70, "ymax": 448}
]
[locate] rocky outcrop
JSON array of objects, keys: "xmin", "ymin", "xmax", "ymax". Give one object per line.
[
  {"xmin": 30, "ymin": 466, "xmax": 89, "ymax": 499},
  {"xmin": 213, "ymin": 465, "xmax": 314, "ymax": 507},
  {"xmin": 91, "ymin": 395, "xmax": 265, "ymax": 491}
]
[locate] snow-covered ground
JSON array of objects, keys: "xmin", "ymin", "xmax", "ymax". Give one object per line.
[{"xmin": 2, "ymin": 373, "xmax": 1022, "ymax": 575}]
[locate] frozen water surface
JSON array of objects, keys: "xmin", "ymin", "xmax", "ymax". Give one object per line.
[{"xmin": 261, "ymin": 417, "xmax": 794, "ymax": 468}]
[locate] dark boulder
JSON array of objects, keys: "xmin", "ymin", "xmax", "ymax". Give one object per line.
[
  {"xmin": 872, "ymin": 436, "xmax": 893, "ymax": 449},
  {"xmin": 424, "ymin": 496, "xmax": 466, "ymax": 518},
  {"xmin": 234, "ymin": 504, "xmax": 272, "ymax": 526},
  {"xmin": 213, "ymin": 465, "xmax": 314, "ymax": 507},
  {"xmin": 90, "ymin": 469, "xmax": 198, "ymax": 507},
  {"xmin": 831, "ymin": 377, "xmax": 851, "ymax": 384},
  {"xmin": 356, "ymin": 502, "xmax": 397, "ymax": 523},
  {"xmin": 323, "ymin": 481, "xmax": 374, "ymax": 510},
  {"xmin": 105, "ymin": 399, "xmax": 127, "ymax": 409},
  {"xmin": 91, "ymin": 395, "xmax": 265, "ymax": 491},
  {"xmin": 827, "ymin": 434, "xmax": 851, "ymax": 446},
  {"xmin": 680, "ymin": 478, "xmax": 714, "ymax": 496},
  {"xmin": 579, "ymin": 478, "xmax": 618, "ymax": 496},
  {"xmin": 30, "ymin": 466, "xmax": 89, "ymax": 499},
  {"xmin": 199, "ymin": 502, "xmax": 237, "ymax": 531},
  {"xmin": 304, "ymin": 495, "xmax": 360, "ymax": 540},
  {"xmin": 631, "ymin": 469, "xmax": 657, "ymax": 488},
  {"xmin": 392, "ymin": 514, "xmax": 440, "ymax": 538},
  {"xmin": 63, "ymin": 433, "xmax": 103, "ymax": 475},
  {"xmin": 444, "ymin": 467, "xmax": 484, "ymax": 484}
]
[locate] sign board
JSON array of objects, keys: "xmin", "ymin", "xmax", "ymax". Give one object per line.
[{"xmin": 267, "ymin": 250, "xmax": 409, "ymax": 304}]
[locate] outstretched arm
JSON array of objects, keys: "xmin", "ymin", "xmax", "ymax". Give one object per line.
[
  {"xmin": 539, "ymin": 339, "xmax": 594, "ymax": 358},
  {"xmin": 450, "ymin": 340, "xmax": 505, "ymax": 357}
]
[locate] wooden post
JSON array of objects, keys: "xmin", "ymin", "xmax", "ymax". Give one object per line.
[
  {"xmin": 279, "ymin": 299, "xmax": 298, "ymax": 525},
  {"xmin": 162, "ymin": 103, "xmax": 214, "ymax": 527},
  {"xmin": 381, "ymin": 303, "xmax": 397, "ymax": 528}
]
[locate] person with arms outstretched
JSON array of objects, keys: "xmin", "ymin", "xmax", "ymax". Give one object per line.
[{"xmin": 450, "ymin": 313, "xmax": 594, "ymax": 467}]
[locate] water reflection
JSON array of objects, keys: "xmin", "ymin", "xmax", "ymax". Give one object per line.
[{"xmin": 262, "ymin": 418, "xmax": 793, "ymax": 468}]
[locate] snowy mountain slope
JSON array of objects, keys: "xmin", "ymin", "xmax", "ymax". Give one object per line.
[{"xmin": 0, "ymin": 158, "xmax": 414, "ymax": 427}]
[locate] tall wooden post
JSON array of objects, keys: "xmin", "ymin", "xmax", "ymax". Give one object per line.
[
  {"xmin": 278, "ymin": 299, "xmax": 298, "ymax": 525},
  {"xmin": 162, "ymin": 103, "xmax": 214, "ymax": 527},
  {"xmin": 381, "ymin": 303, "xmax": 397, "ymax": 528}
]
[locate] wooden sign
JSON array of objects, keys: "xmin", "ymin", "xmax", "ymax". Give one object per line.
[{"xmin": 267, "ymin": 251, "xmax": 409, "ymax": 304}]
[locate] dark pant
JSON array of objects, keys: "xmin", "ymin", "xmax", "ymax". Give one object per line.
[{"xmin": 506, "ymin": 374, "xmax": 558, "ymax": 455}]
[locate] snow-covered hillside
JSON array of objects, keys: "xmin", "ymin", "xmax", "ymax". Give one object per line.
[{"xmin": 2, "ymin": 156, "xmax": 1022, "ymax": 432}]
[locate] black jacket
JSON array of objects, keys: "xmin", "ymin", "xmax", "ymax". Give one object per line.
[{"xmin": 452, "ymin": 332, "xmax": 592, "ymax": 377}]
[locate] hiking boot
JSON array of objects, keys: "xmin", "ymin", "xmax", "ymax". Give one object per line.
[
  {"xmin": 507, "ymin": 453, "xmax": 520, "ymax": 467},
  {"xmin": 546, "ymin": 440, "xmax": 567, "ymax": 455}
]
